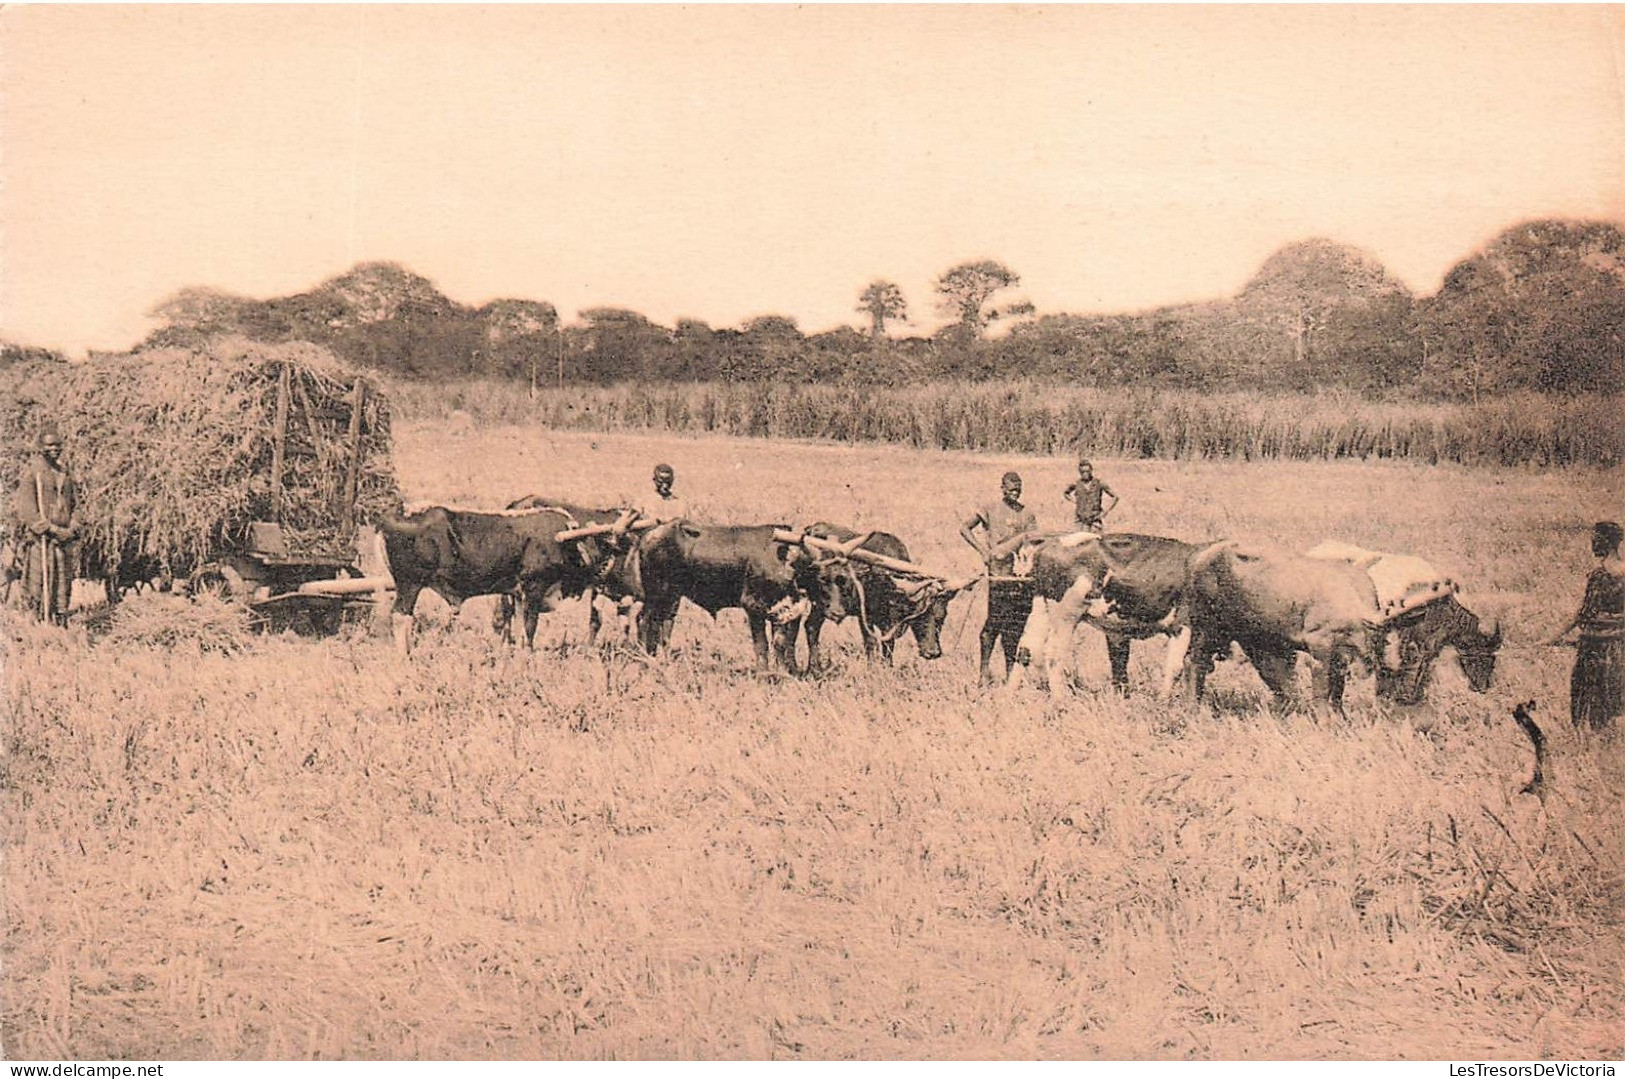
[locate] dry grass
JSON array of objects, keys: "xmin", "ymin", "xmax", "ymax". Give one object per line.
[{"xmin": 2, "ymin": 421, "xmax": 1621, "ymax": 1060}]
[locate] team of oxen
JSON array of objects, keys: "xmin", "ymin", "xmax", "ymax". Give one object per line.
[{"xmin": 377, "ymin": 500, "xmax": 1503, "ymax": 710}]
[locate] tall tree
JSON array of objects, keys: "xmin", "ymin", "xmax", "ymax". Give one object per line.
[
  {"xmin": 933, "ymin": 260, "xmax": 1024, "ymax": 338},
  {"xmin": 856, "ymin": 280, "xmax": 908, "ymax": 339},
  {"xmin": 144, "ymin": 287, "xmax": 259, "ymax": 347},
  {"xmin": 316, "ymin": 261, "xmax": 453, "ymax": 327},
  {"xmin": 1419, "ymin": 219, "xmax": 1625, "ymax": 397},
  {"xmin": 575, "ymin": 307, "xmax": 668, "ymax": 383},
  {"xmin": 1237, "ymin": 239, "xmax": 1410, "ymax": 382},
  {"xmin": 476, "ymin": 298, "xmax": 559, "ymax": 381}
]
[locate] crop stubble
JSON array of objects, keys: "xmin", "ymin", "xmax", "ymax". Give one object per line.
[{"xmin": 2, "ymin": 421, "xmax": 1621, "ymax": 1059}]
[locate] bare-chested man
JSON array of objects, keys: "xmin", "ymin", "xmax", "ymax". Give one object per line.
[{"xmin": 960, "ymin": 471, "xmax": 1038, "ymax": 684}]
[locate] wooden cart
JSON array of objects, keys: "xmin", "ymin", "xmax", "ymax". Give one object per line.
[{"xmin": 186, "ymin": 363, "xmax": 390, "ymax": 635}]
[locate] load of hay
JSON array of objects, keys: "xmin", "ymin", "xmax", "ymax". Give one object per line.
[{"xmin": 1, "ymin": 337, "xmax": 399, "ymax": 587}]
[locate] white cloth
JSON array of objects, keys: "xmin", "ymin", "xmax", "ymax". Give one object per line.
[{"xmin": 1306, "ymin": 541, "xmax": 1458, "ymax": 620}]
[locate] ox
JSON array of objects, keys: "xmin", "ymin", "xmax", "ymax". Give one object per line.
[
  {"xmin": 636, "ymin": 521, "xmax": 841, "ymax": 672},
  {"xmin": 1184, "ymin": 541, "xmax": 1501, "ymax": 710},
  {"xmin": 498, "ymin": 495, "xmax": 649, "ymax": 644},
  {"xmin": 1305, "ymin": 541, "xmax": 1502, "ymax": 705},
  {"xmin": 378, "ymin": 505, "xmax": 607, "ymax": 654},
  {"xmin": 792, "ymin": 522, "xmax": 972, "ymax": 666},
  {"xmin": 1017, "ymin": 532, "xmax": 1205, "ymax": 695}
]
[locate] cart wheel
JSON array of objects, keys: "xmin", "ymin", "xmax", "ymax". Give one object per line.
[{"xmin": 189, "ymin": 564, "xmax": 247, "ymax": 601}]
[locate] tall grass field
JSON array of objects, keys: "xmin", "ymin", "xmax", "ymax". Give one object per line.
[
  {"xmin": 390, "ymin": 380, "xmax": 1625, "ymax": 467},
  {"xmin": 3, "ymin": 420, "xmax": 1621, "ymax": 1059}
]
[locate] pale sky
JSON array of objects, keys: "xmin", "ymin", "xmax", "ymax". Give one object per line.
[{"xmin": 3, "ymin": 5, "xmax": 1622, "ymax": 353}]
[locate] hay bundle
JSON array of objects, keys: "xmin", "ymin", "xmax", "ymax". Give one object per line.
[
  {"xmin": 100, "ymin": 594, "xmax": 255, "ymax": 654},
  {"xmin": 0, "ymin": 337, "xmax": 399, "ymax": 585}
]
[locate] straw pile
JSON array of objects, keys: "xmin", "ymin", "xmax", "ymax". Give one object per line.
[{"xmin": 0, "ymin": 337, "xmax": 399, "ymax": 585}]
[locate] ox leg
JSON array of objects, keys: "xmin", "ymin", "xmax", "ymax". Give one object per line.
[
  {"xmin": 1185, "ymin": 629, "xmax": 1224, "ymax": 704},
  {"xmin": 1038, "ymin": 578, "xmax": 1095, "ymax": 692},
  {"xmin": 640, "ymin": 597, "xmax": 678, "ymax": 654},
  {"xmin": 583, "ymin": 587, "xmax": 603, "ymax": 646},
  {"xmin": 492, "ymin": 593, "xmax": 517, "ymax": 645},
  {"xmin": 860, "ymin": 622, "xmax": 879, "ymax": 662},
  {"xmin": 1241, "ymin": 642, "xmax": 1298, "ymax": 711},
  {"xmin": 802, "ymin": 609, "xmax": 828, "ymax": 673},
  {"xmin": 880, "ymin": 638, "xmax": 895, "ymax": 665},
  {"xmin": 746, "ymin": 610, "xmax": 773, "ymax": 670},
  {"xmin": 1158, "ymin": 626, "xmax": 1192, "ymax": 700},
  {"xmin": 775, "ymin": 618, "xmax": 805, "ymax": 674},
  {"xmin": 392, "ymin": 613, "xmax": 416, "ymax": 656},
  {"xmin": 1319, "ymin": 651, "xmax": 1350, "ymax": 714},
  {"xmin": 1014, "ymin": 597, "xmax": 1044, "ymax": 663},
  {"xmin": 1106, "ymin": 632, "xmax": 1133, "ymax": 693},
  {"xmin": 520, "ymin": 591, "xmax": 544, "ymax": 650},
  {"xmin": 391, "ymin": 585, "xmax": 424, "ymax": 656}
]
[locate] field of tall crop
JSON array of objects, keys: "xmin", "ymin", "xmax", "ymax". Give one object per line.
[
  {"xmin": 389, "ymin": 380, "xmax": 1625, "ymax": 468},
  {"xmin": 3, "ymin": 421, "xmax": 1622, "ymax": 1059}
]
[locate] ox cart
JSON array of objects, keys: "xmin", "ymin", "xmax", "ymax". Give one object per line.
[{"xmin": 183, "ymin": 360, "xmax": 393, "ymax": 635}]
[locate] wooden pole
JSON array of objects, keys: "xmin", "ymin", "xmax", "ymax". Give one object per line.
[
  {"xmin": 269, "ymin": 361, "xmax": 291, "ymax": 524},
  {"xmin": 772, "ymin": 529, "xmax": 944, "ymax": 580},
  {"xmin": 555, "ymin": 517, "xmax": 660, "ymax": 544},
  {"xmin": 340, "ymin": 378, "xmax": 365, "ymax": 534}
]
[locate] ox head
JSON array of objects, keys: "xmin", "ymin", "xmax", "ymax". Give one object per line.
[
  {"xmin": 1455, "ymin": 616, "xmax": 1502, "ymax": 693},
  {"xmin": 1381, "ymin": 599, "xmax": 1502, "ymax": 704},
  {"xmin": 887, "ymin": 575, "xmax": 973, "ymax": 660}
]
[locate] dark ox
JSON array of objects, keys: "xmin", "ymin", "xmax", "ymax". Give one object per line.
[
  {"xmin": 635, "ymin": 521, "xmax": 841, "ymax": 672},
  {"xmin": 378, "ymin": 505, "xmax": 607, "ymax": 654},
  {"xmin": 497, "ymin": 495, "xmax": 649, "ymax": 644},
  {"xmin": 1185, "ymin": 542, "xmax": 1501, "ymax": 710},
  {"xmin": 1017, "ymin": 532, "xmax": 1204, "ymax": 695},
  {"xmin": 792, "ymin": 522, "xmax": 970, "ymax": 666}
]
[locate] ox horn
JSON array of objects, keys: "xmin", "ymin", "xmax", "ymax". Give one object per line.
[{"xmin": 839, "ymin": 531, "xmax": 875, "ymax": 556}]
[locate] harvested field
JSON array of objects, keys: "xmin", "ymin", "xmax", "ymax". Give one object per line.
[{"xmin": 2, "ymin": 422, "xmax": 1621, "ymax": 1059}]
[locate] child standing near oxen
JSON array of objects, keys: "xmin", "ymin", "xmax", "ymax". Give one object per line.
[{"xmin": 1063, "ymin": 456, "xmax": 1118, "ymax": 533}]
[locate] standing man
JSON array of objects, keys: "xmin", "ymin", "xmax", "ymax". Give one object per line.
[
  {"xmin": 648, "ymin": 463, "xmax": 689, "ymax": 523},
  {"xmin": 13, "ymin": 423, "xmax": 78, "ymax": 626},
  {"xmin": 1062, "ymin": 456, "xmax": 1118, "ymax": 533},
  {"xmin": 960, "ymin": 471, "xmax": 1039, "ymax": 685}
]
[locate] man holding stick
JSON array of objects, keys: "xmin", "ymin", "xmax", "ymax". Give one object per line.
[
  {"xmin": 960, "ymin": 471, "xmax": 1038, "ymax": 685},
  {"xmin": 14, "ymin": 424, "xmax": 78, "ymax": 626}
]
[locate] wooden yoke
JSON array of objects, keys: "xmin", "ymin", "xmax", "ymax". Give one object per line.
[
  {"xmin": 772, "ymin": 528, "xmax": 943, "ymax": 580},
  {"xmin": 555, "ymin": 514, "xmax": 659, "ymax": 544}
]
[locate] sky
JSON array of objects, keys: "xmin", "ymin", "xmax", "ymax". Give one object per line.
[{"xmin": 2, "ymin": 5, "xmax": 1622, "ymax": 354}]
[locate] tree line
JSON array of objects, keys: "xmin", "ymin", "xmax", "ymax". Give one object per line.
[{"xmin": 15, "ymin": 217, "xmax": 1617, "ymax": 399}]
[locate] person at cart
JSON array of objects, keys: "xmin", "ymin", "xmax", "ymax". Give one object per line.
[
  {"xmin": 13, "ymin": 424, "xmax": 78, "ymax": 626},
  {"xmin": 960, "ymin": 471, "xmax": 1038, "ymax": 685}
]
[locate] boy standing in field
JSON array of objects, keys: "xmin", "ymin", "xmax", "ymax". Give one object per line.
[
  {"xmin": 960, "ymin": 471, "xmax": 1039, "ymax": 685},
  {"xmin": 1063, "ymin": 456, "xmax": 1118, "ymax": 533},
  {"xmin": 648, "ymin": 463, "xmax": 689, "ymax": 522}
]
